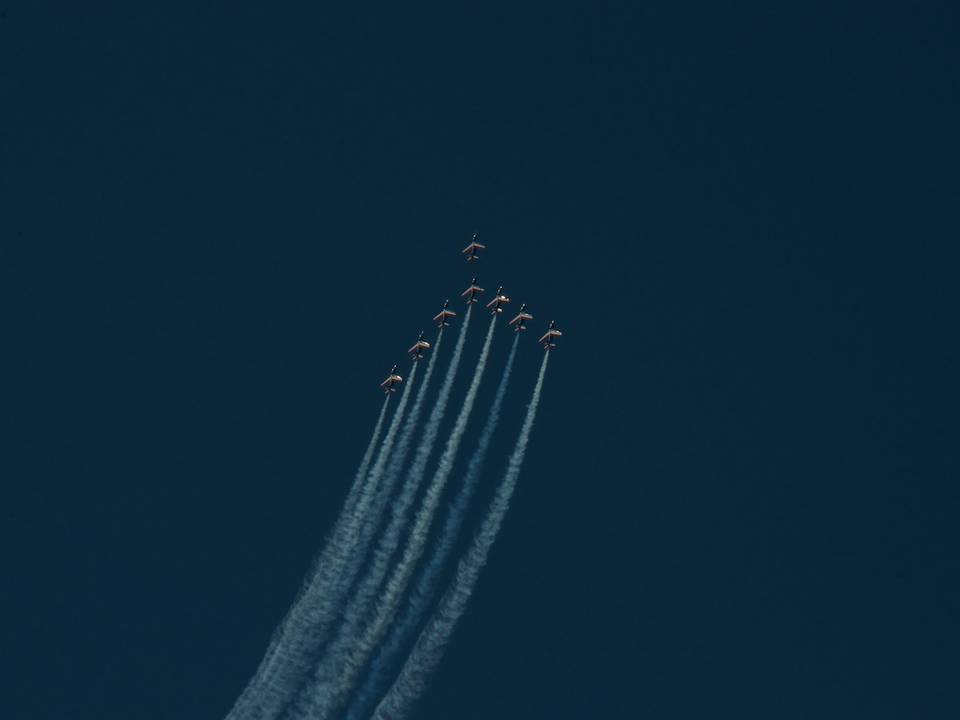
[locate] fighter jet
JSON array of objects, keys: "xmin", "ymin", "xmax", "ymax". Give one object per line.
[
  {"xmin": 485, "ymin": 286, "xmax": 511, "ymax": 315},
  {"xmin": 380, "ymin": 364, "xmax": 403, "ymax": 394},
  {"xmin": 462, "ymin": 233, "xmax": 486, "ymax": 262},
  {"xmin": 508, "ymin": 304, "xmax": 534, "ymax": 332},
  {"xmin": 408, "ymin": 331, "xmax": 431, "ymax": 360},
  {"xmin": 432, "ymin": 299, "xmax": 458, "ymax": 328},
  {"xmin": 461, "ymin": 276, "xmax": 485, "ymax": 304},
  {"xmin": 539, "ymin": 320, "xmax": 563, "ymax": 350}
]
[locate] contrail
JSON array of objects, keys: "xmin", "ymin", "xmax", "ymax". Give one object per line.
[
  {"xmin": 349, "ymin": 398, "xmax": 391, "ymax": 511},
  {"xmin": 348, "ymin": 335, "xmax": 520, "ymax": 720},
  {"xmin": 372, "ymin": 351, "xmax": 550, "ymax": 720},
  {"xmin": 288, "ymin": 312, "xmax": 497, "ymax": 720},
  {"xmin": 224, "ymin": 396, "xmax": 389, "ymax": 720},
  {"xmin": 227, "ymin": 364, "xmax": 418, "ymax": 720},
  {"xmin": 331, "ymin": 328, "xmax": 446, "ymax": 615},
  {"xmin": 318, "ymin": 307, "xmax": 472, "ymax": 661}
]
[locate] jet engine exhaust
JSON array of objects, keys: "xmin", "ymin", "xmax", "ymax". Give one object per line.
[{"xmin": 371, "ymin": 350, "xmax": 549, "ymax": 720}]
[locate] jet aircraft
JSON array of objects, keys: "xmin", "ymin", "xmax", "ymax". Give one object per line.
[
  {"xmin": 432, "ymin": 299, "xmax": 458, "ymax": 328},
  {"xmin": 461, "ymin": 276, "xmax": 485, "ymax": 304},
  {"xmin": 508, "ymin": 304, "xmax": 533, "ymax": 332},
  {"xmin": 408, "ymin": 331, "xmax": 431, "ymax": 360},
  {"xmin": 485, "ymin": 286, "xmax": 511, "ymax": 314},
  {"xmin": 462, "ymin": 233, "xmax": 486, "ymax": 262},
  {"xmin": 539, "ymin": 320, "xmax": 563, "ymax": 350},
  {"xmin": 380, "ymin": 364, "xmax": 403, "ymax": 393}
]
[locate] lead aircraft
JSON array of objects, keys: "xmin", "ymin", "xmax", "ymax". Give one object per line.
[{"xmin": 462, "ymin": 232, "xmax": 486, "ymax": 262}]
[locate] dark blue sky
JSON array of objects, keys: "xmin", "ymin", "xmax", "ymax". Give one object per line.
[{"xmin": 2, "ymin": 3, "xmax": 957, "ymax": 719}]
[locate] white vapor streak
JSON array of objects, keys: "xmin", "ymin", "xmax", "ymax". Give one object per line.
[
  {"xmin": 372, "ymin": 351, "xmax": 549, "ymax": 720},
  {"xmin": 228, "ymin": 363, "xmax": 418, "ymax": 720},
  {"xmin": 291, "ymin": 312, "xmax": 496, "ymax": 720},
  {"xmin": 348, "ymin": 398, "xmax": 391, "ymax": 513},
  {"xmin": 319, "ymin": 309, "xmax": 470, "ymax": 658},
  {"xmin": 330, "ymin": 328, "xmax": 446, "ymax": 619},
  {"xmin": 348, "ymin": 335, "xmax": 520, "ymax": 720},
  {"xmin": 224, "ymin": 396, "xmax": 389, "ymax": 720}
]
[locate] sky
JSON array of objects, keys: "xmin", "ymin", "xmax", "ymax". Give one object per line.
[{"xmin": 2, "ymin": 3, "xmax": 957, "ymax": 719}]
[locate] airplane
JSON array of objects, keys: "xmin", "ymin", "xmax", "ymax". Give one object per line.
[
  {"xmin": 432, "ymin": 299, "xmax": 458, "ymax": 328},
  {"xmin": 462, "ymin": 233, "xmax": 486, "ymax": 262},
  {"xmin": 539, "ymin": 320, "xmax": 563, "ymax": 350},
  {"xmin": 380, "ymin": 364, "xmax": 403, "ymax": 394},
  {"xmin": 408, "ymin": 331, "xmax": 431, "ymax": 360},
  {"xmin": 485, "ymin": 286, "xmax": 511, "ymax": 315},
  {"xmin": 461, "ymin": 276, "xmax": 485, "ymax": 304},
  {"xmin": 508, "ymin": 304, "xmax": 533, "ymax": 332}
]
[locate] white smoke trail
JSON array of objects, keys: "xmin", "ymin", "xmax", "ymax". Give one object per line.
[
  {"xmin": 331, "ymin": 329, "xmax": 446, "ymax": 615},
  {"xmin": 347, "ymin": 335, "xmax": 520, "ymax": 720},
  {"xmin": 227, "ymin": 364, "xmax": 418, "ymax": 720},
  {"xmin": 373, "ymin": 331, "xmax": 446, "ymax": 515},
  {"xmin": 316, "ymin": 308, "xmax": 471, "ymax": 661},
  {"xmin": 288, "ymin": 313, "xmax": 497, "ymax": 720},
  {"xmin": 348, "ymin": 398, "xmax": 391, "ymax": 513},
  {"xmin": 224, "ymin": 396, "xmax": 389, "ymax": 720},
  {"xmin": 372, "ymin": 351, "xmax": 549, "ymax": 720}
]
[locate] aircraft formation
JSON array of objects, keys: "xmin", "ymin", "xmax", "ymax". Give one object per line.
[
  {"xmin": 228, "ymin": 231, "xmax": 557, "ymax": 720},
  {"xmin": 381, "ymin": 233, "xmax": 562, "ymax": 393}
]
